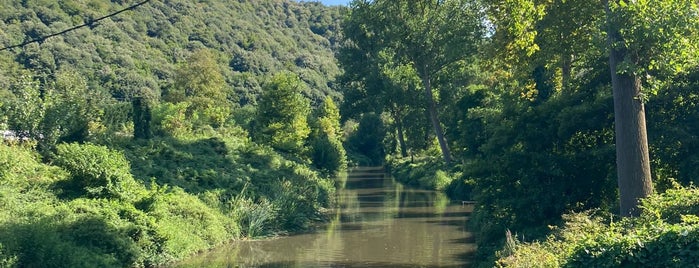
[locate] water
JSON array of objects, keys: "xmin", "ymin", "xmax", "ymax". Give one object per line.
[{"xmin": 175, "ymin": 167, "xmax": 475, "ymax": 267}]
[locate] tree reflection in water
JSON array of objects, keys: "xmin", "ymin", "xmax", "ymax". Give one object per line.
[{"xmin": 176, "ymin": 167, "xmax": 475, "ymax": 268}]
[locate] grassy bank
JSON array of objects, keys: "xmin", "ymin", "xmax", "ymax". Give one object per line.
[{"xmin": 0, "ymin": 128, "xmax": 334, "ymax": 267}]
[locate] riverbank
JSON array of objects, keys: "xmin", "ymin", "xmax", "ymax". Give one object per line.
[
  {"xmin": 174, "ymin": 166, "xmax": 475, "ymax": 267},
  {"xmin": 0, "ymin": 129, "xmax": 335, "ymax": 267},
  {"xmin": 387, "ymin": 156, "xmax": 473, "ymax": 202}
]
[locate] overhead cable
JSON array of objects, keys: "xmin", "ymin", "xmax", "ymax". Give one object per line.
[{"xmin": 0, "ymin": 0, "xmax": 153, "ymax": 52}]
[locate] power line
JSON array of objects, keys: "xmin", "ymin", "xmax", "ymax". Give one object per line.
[{"xmin": 0, "ymin": 0, "xmax": 154, "ymax": 52}]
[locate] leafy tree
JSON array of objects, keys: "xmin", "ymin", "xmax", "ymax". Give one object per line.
[
  {"xmin": 343, "ymin": 0, "xmax": 485, "ymax": 165},
  {"xmin": 337, "ymin": 40, "xmax": 425, "ymax": 158},
  {"xmin": 603, "ymin": 0, "xmax": 699, "ymax": 216},
  {"xmin": 164, "ymin": 49, "xmax": 231, "ymax": 128},
  {"xmin": 132, "ymin": 97, "xmax": 152, "ymax": 140},
  {"xmin": 3, "ymin": 71, "xmax": 102, "ymax": 151},
  {"xmin": 255, "ymin": 72, "xmax": 311, "ymax": 156},
  {"xmin": 310, "ymin": 97, "xmax": 347, "ymax": 175},
  {"xmin": 346, "ymin": 113, "xmax": 386, "ymax": 165},
  {"xmin": 647, "ymin": 67, "xmax": 699, "ymax": 186}
]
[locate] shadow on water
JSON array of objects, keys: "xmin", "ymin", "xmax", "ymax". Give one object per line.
[{"xmin": 174, "ymin": 167, "xmax": 476, "ymax": 268}]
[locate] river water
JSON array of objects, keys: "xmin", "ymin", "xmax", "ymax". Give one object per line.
[{"xmin": 176, "ymin": 167, "xmax": 475, "ymax": 267}]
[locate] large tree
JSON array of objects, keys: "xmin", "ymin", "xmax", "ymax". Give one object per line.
[
  {"xmin": 603, "ymin": 0, "xmax": 699, "ymax": 216},
  {"xmin": 343, "ymin": 0, "xmax": 484, "ymax": 165},
  {"xmin": 255, "ymin": 72, "xmax": 312, "ymax": 156},
  {"xmin": 484, "ymin": 0, "xmax": 698, "ymax": 216}
]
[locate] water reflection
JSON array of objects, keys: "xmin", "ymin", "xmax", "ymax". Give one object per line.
[{"xmin": 175, "ymin": 167, "xmax": 475, "ymax": 267}]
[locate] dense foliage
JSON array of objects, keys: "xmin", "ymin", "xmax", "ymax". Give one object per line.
[
  {"xmin": 0, "ymin": 0, "xmax": 347, "ymax": 267},
  {"xmin": 338, "ymin": 0, "xmax": 699, "ymax": 266},
  {"xmin": 1, "ymin": 0, "xmax": 699, "ymax": 266},
  {"xmin": 0, "ymin": 129, "xmax": 336, "ymax": 267},
  {"xmin": 497, "ymin": 187, "xmax": 699, "ymax": 267},
  {"xmin": 0, "ymin": 0, "xmax": 343, "ymax": 105}
]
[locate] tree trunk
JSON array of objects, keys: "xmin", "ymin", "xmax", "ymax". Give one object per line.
[
  {"xmin": 421, "ymin": 71, "xmax": 452, "ymax": 165},
  {"xmin": 562, "ymin": 53, "xmax": 572, "ymax": 90},
  {"xmin": 394, "ymin": 110, "xmax": 408, "ymax": 158},
  {"xmin": 605, "ymin": 0, "xmax": 653, "ymax": 217}
]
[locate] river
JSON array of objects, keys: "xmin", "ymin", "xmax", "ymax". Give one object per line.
[{"xmin": 175, "ymin": 167, "xmax": 475, "ymax": 267}]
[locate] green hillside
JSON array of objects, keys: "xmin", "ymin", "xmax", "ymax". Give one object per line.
[
  {"xmin": 0, "ymin": 0, "xmax": 343, "ymax": 104},
  {"xmin": 0, "ymin": 1, "xmax": 347, "ymax": 267}
]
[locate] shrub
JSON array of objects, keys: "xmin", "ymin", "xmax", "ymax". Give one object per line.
[
  {"xmin": 389, "ymin": 156, "xmax": 456, "ymax": 191},
  {"xmin": 310, "ymin": 134, "xmax": 347, "ymax": 176},
  {"xmin": 496, "ymin": 187, "xmax": 699, "ymax": 268},
  {"xmin": 640, "ymin": 187, "xmax": 699, "ymax": 224},
  {"xmin": 230, "ymin": 196, "xmax": 276, "ymax": 237},
  {"xmin": 151, "ymin": 102, "xmax": 193, "ymax": 137},
  {"xmin": 140, "ymin": 187, "xmax": 237, "ymax": 261},
  {"xmin": 53, "ymin": 143, "xmax": 145, "ymax": 201}
]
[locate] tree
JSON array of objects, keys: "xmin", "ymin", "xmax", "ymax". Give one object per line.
[
  {"xmin": 3, "ymin": 71, "xmax": 103, "ymax": 152},
  {"xmin": 337, "ymin": 41, "xmax": 425, "ymax": 158},
  {"xmin": 310, "ymin": 97, "xmax": 347, "ymax": 175},
  {"xmin": 255, "ymin": 72, "xmax": 311, "ymax": 156},
  {"xmin": 132, "ymin": 96, "xmax": 151, "ymax": 139},
  {"xmin": 603, "ymin": 0, "xmax": 699, "ymax": 216},
  {"xmin": 343, "ymin": 0, "xmax": 484, "ymax": 165},
  {"xmin": 483, "ymin": 0, "xmax": 698, "ymax": 217},
  {"xmin": 347, "ymin": 113, "xmax": 386, "ymax": 165},
  {"xmin": 604, "ymin": 0, "xmax": 652, "ymax": 217},
  {"xmin": 164, "ymin": 49, "xmax": 231, "ymax": 128}
]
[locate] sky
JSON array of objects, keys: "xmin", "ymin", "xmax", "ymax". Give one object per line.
[
  {"xmin": 312, "ymin": 0, "xmax": 352, "ymax": 6},
  {"xmin": 322, "ymin": 0, "xmax": 351, "ymax": 6}
]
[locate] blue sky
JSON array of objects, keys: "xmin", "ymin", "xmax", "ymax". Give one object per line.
[
  {"xmin": 313, "ymin": 0, "xmax": 352, "ymax": 6},
  {"xmin": 321, "ymin": 0, "xmax": 351, "ymax": 6}
]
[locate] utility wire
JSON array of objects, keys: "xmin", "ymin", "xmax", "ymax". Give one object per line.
[{"xmin": 0, "ymin": 0, "xmax": 153, "ymax": 52}]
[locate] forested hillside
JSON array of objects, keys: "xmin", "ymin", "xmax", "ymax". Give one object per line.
[
  {"xmin": 0, "ymin": 0, "xmax": 342, "ymax": 104},
  {"xmin": 0, "ymin": 1, "xmax": 347, "ymax": 267}
]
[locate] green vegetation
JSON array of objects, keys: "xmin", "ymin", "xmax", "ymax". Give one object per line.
[
  {"xmin": 2, "ymin": 0, "xmax": 699, "ymax": 266},
  {"xmin": 0, "ymin": 0, "xmax": 347, "ymax": 267},
  {"xmin": 339, "ymin": 0, "xmax": 699, "ymax": 267},
  {"xmin": 0, "ymin": 127, "xmax": 336, "ymax": 267},
  {"xmin": 497, "ymin": 187, "xmax": 699, "ymax": 267},
  {"xmin": 254, "ymin": 72, "xmax": 312, "ymax": 156}
]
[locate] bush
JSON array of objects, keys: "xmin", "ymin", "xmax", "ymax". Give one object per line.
[
  {"xmin": 151, "ymin": 102, "xmax": 193, "ymax": 137},
  {"xmin": 496, "ymin": 187, "xmax": 699, "ymax": 268},
  {"xmin": 389, "ymin": 156, "xmax": 455, "ymax": 191},
  {"xmin": 140, "ymin": 187, "xmax": 238, "ymax": 261},
  {"xmin": 53, "ymin": 143, "xmax": 145, "ymax": 201},
  {"xmin": 0, "ymin": 126, "xmax": 335, "ymax": 267},
  {"xmin": 310, "ymin": 134, "xmax": 347, "ymax": 176}
]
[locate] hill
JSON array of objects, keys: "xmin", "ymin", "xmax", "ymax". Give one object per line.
[
  {"xmin": 0, "ymin": 1, "xmax": 347, "ymax": 266},
  {"xmin": 0, "ymin": 0, "xmax": 344, "ymax": 104}
]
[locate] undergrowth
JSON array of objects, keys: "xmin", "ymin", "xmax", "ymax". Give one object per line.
[
  {"xmin": 0, "ymin": 126, "xmax": 334, "ymax": 267},
  {"xmin": 496, "ymin": 187, "xmax": 699, "ymax": 267}
]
